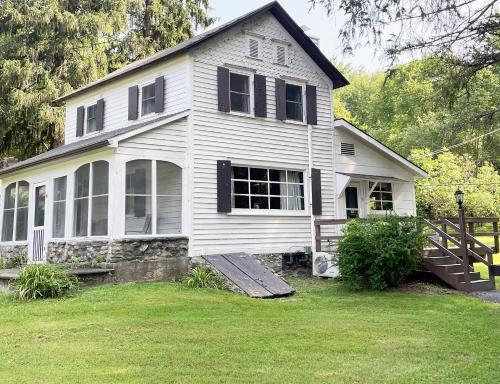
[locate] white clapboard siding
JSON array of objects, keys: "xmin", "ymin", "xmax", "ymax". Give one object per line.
[
  {"xmin": 64, "ymin": 55, "xmax": 189, "ymax": 144},
  {"xmin": 190, "ymin": 12, "xmax": 336, "ymax": 256}
]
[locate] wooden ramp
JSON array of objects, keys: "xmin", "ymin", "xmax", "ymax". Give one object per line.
[{"xmin": 201, "ymin": 253, "xmax": 294, "ymax": 298}]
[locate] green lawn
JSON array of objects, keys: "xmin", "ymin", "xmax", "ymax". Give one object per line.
[{"xmin": 0, "ymin": 279, "xmax": 498, "ymax": 384}]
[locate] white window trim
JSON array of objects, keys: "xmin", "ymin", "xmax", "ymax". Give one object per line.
[
  {"xmin": 52, "ymin": 176, "xmax": 67, "ymax": 239},
  {"xmin": 229, "ymin": 69, "xmax": 254, "ymax": 117},
  {"xmin": 230, "ymin": 165, "xmax": 308, "ymax": 214},
  {"xmin": 284, "ymin": 80, "xmax": 307, "ymax": 125},
  {"xmin": 246, "ymin": 35, "xmax": 263, "ymax": 60},
  {"xmin": 368, "ymin": 182, "xmax": 394, "ymax": 213},
  {"xmin": 1, "ymin": 181, "xmax": 29, "ymax": 243}
]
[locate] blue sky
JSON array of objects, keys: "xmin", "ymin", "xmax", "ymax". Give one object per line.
[{"xmin": 205, "ymin": 0, "xmax": 389, "ymax": 72}]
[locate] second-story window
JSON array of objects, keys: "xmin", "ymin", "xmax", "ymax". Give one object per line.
[
  {"xmin": 286, "ymin": 83, "xmax": 303, "ymax": 121},
  {"xmin": 230, "ymin": 73, "xmax": 250, "ymax": 114},
  {"xmin": 86, "ymin": 104, "xmax": 97, "ymax": 133},
  {"xmin": 141, "ymin": 83, "xmax": 156, "ymax": 116}
]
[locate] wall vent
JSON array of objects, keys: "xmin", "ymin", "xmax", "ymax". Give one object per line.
[
  {"xmin": 276, "ymin": 45, "xmax": 286, "ymax": 65},
  {"xmin": 340, "ymin": 142, "xmax": 355, "ymax": 156},
  {"xmin": 248, "ymin": 38, "xmax": 260, "ymax": 59}
]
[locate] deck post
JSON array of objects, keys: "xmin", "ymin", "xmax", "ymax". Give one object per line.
[
  {"xmin": 441, "ymin": 221, "xmax": 448, "ymax": 248},
  {"xmin": 315, "ymin": 223, "xmax": 321, "ymax": 253},
  {"xmin": 458, "ymin": 208, "xmax": 471, "ymax": 291},
  {"xmin": 493, "ymin": 221, "xmax": 499, "ymax": 253}
]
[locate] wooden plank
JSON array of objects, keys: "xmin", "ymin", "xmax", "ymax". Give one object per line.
[
  {"xmin": 202, "ymin": 254, "xmax": 273, "ymax": 298},
  {"xmin": 225, "ymin": 253, "xmax": 294, "ymax": 296}
]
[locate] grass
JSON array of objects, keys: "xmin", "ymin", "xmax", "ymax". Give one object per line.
[{"xmin": 0, "ymin": 279, "xmax": 498, "ymax": 384}]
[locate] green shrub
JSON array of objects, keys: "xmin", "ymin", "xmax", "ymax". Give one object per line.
[
  {"xmin": 183, "ymin": 265, "xmax": 227, "ymax": 290},
  {"xmin": 336, "ymin": 215, "xmax": 425, "ymax": 290},
  {"xmin": 13, "ymin": 264, "xmax": 79, "ymax": 300},
  {"xmin": 4, "ymin": 252, "xmax": 28, "ymax": 268}
]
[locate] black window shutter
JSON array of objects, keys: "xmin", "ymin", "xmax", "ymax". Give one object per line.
[
  {"xmin": 128, "ymin": 85, "xmax": 139, "ymax": 120},
  {"xmin": 306, "ymin": 85, "xmax": 317, "ymax": 125},
  {"xmin": 76, "ymin": 106, "xmax": 85, "ymax": 137},
  {"xmin": 154, "ymin": 76, "xmax": 165, "ymax": 113},
  {"xmin": 311, "ymin": 168, "xmax": 322, "ymax": 215},
  {"xmin": 275, "ymin": 78, "xmax": 286, "ymax": 121},
  {"xmin": 254, "ymin": 74, "xmax": 267, "ymax": 118},
  {"xmin": 133, "ymin": 168, "xmax": 147, "ymax": 217},
  {"xmin": 217, "ymin": 160, "xmax": 232, "ymax": 213},
  {"xmin": 217, "ymin": 66, "xmax": 230, "ymax": 112},
  {"xmin": 96, "ymin": 99, "xmax": 105, "ymax": 131}
]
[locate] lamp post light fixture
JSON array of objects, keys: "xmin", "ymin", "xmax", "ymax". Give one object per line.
[{"xmin": 455, "ymin": 187, "xmax": 464, "ymax": 208}]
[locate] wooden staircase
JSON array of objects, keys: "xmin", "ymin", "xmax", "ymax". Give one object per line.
[{"xmin": 422, "ymin": 217, "xmax": 499, "ymax": 292}]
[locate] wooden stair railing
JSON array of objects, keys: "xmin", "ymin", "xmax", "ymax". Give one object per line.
[{"xmin": 422, "ymin": 218, "xmax": 498, "ymax": 292}]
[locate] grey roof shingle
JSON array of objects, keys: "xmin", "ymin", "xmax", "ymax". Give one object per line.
[
  {"xmin": 53, "ymin": 1, "xmax": 348, "ymax": 104},
  {"xmin": 0, "ymin": 111, "xmax": 188, "ymax": 177}
]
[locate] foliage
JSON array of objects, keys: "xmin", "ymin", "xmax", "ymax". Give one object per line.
[
  {"xmin": 310, "ymin": 0, "xmax": 499, "ymax": 93},
  {"xmin": 183, "ymin": 265, "xmax": 227, "ymax": 290},
  {"xmin": 0, "ymin": 252, "xmax": 27, "ymax": 269},
  {"xmin": 12, "ymin": 264, "xmax": 78, "ymax": 300},
  {"xmin": 335, "ymin": 57, "xmax": 500, "ymax": 168},
  {"xmin": 0, "ymin": 0, "xmax": 213, "ymax": 160},
  {"xmin": 336, "ymin": 216, "xmax": 425, "ymax": 290},
  {"xmin": 412, "ymin": 150, "xmax": 500, "ymax": 218}
]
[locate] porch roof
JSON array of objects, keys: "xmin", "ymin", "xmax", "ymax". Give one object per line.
[
  {"xmin": 337, "ymin": 172, "xmax": 408, "ymax": 183},
  {"xmin": 0, "ymin": 110, "xmax": 188, "ymax": 178}
]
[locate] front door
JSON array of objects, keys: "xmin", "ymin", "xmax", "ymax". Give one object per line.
[
  {"xmin": 345, "ymin": 186, "xmax": 360, "ymax": 218},
  {"xmin": 29, "ymin": 183, "xmax": 47, "ymax": 263}
]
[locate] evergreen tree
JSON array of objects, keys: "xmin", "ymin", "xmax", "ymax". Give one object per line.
[{"xmin": 0, "ymin": 0, "xmax": 213, "ymax": 160}]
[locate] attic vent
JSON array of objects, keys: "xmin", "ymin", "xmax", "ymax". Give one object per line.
[
  {"xmin": 248, "ymin": 38, "xmax": 260, "ymax": 59},
  {"xmin": 276, "ymin": 45, "xmax": 286, "ymax": 65},
  {"xmin": 341, "ymin": 142, "xmax": 355, "ymax": 156}
]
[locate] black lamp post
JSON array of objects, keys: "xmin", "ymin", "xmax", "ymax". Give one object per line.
[
  {"xmin": 454, "ymin": 188, "xmax": 464, "ymax": 208},
  {"xmin": 455, "ymin": 187, "xmax": 471, "ymax": 289}
]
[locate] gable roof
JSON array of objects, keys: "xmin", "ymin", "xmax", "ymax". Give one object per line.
[
  {"xmin": 334, "ymin": 118, "xmax": 428, "ymax": 178},
  {"xmin": 0, "ymin": 110, "xmax": 189, "ymax": 177},
  {"xmin": 53, "ymin": 1, "xmax": 348, "ymax": 105}
]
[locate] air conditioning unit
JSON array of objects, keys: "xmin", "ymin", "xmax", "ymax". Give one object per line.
[{"xmin": 313, "ymin": 252, "xmax": 339, "ymax": 278}]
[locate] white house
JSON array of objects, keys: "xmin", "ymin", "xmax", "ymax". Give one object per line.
[{"xmin": 0, "ymin": 2, "xmax": 427, "ymax": 279}]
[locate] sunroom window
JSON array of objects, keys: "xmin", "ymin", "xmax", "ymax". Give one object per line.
[
  {"xmin": 125, "ymin": 160, "xmax": 182, "ymax": 235},
  {"xmin": 52, "ymin": 176, "xmax": 67, "ymax": 238},
  {"xmin": 285, "ymin": 83, "xmax": 303, "ymax": 121},
  {"xmin": 1, "ymin": 181, "xmax": 29, "ymax": 241},
  {"xmin": 230, "ymin": 72, "xmax": 250, "ymax": 113},
  {"xmin": 369, "ymin": 182, "xmax": 393, "ymax": 211},
  {"xmin": 231, "ymin": 167, "xmax": 305, "ymax": 210},
  {"xmin": 73, "ymin": 161, "xmax": 109, "ymax": 237}
]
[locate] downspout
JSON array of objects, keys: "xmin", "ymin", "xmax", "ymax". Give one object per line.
[{"xmin": 308, "ymin": 124, "xmax": 315, "ymax": 253}]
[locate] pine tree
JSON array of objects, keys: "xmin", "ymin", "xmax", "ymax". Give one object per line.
[{"xmin": 0, "ymin": 0, "xmax": 213, "ymax": 160}]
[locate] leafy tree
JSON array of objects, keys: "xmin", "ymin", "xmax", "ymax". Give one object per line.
[
  {"xmin": 0, "ymin": 0, "xmax": 213, "ymax": 160},
  {"xmin": 412, "ymin": 150, "xmax": 500, "ymax": 218},
  {"xmin": 310, "ymin": 0, "xmax": 499, "ymax": 93},
  {"xmin": 335, "ymin": 57, "xmax": 500, "ymax": 168}
]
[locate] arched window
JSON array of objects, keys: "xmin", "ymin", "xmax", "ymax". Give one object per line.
[
  {"xmin": 2, "ymin": 181, "xmax": 29, "ymax": 241},
  {"xmin": 73, "ymin": 161, "xmax": 109, "ymax": 237},
  {"xmin": 125, "ymin": 160, "xmax": 182, "ymax": 235}
]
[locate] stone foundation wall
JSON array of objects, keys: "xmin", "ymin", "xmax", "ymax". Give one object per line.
[
  {"xmin": 0, "ymin": 243, "xmax": 28, "ymax": 264},
  {"xmin": 46, "ymin": 237, "xmax": 189, "ymax": 283}
]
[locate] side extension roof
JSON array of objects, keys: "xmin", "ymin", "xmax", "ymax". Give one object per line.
[{"xmin": 53, "ymin": 1, "xmax": 348, "ymax": 105}]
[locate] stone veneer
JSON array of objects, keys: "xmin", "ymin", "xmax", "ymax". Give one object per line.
[
  {"xmin": 46, "ymin": 237, "xmax": 189, "ymax": 283},
  {"xmin": 0, "ymin": 243, "xmax": 28, "ymax": 263}
]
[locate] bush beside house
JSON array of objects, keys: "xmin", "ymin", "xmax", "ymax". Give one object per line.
[{"xmin": 336, "ymin": 216, "xmax": 425, "ymax": 290}]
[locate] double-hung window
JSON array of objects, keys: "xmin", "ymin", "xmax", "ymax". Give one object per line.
[
  {"xmin": 285, "ymin": 83, "xmax": 303, "ymax": 121},
  {"xmin": 231, "ymin": 166, "xmax": 305, "ymax": 211},
  {"xmin": 1, "ymin": 181, "xmax": 29, "ymax": 241},
  {"xmin": 230, "ymin": 72, "xmax": 250, "ymax": 114},
  {"xmin": 86, "ymin": 104, "xmax": 97, "ymax": 133},
  {"xmin": 141, "ymin": 83, "xmax": 156, "ymax": 116},
  {"xmin": 369, "ymin": 182, "xmax": 393, "ymax": 211}
]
